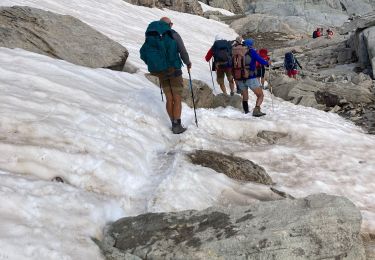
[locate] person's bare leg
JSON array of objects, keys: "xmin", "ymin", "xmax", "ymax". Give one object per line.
[
  {"xmin": 251, "ymin": 87, "xmax": 266, "ymax": 116},
  {"xmin": 229, "ymin": 78, "xmax": 235, "ymax": 95},
  {"xmin": 220, "ymin": 83, "xmax": 227, "ymax": 95},
  {"xmin": 252, "ymin": 87, "xmax": 264, "ymax": 107},
  {"xmin": 164, "ymin": 91, "xmax": 174, "ymax": 121},
  {"xmin": 172, "ymin": 93, "xmax": 182, "ymax": 120}
]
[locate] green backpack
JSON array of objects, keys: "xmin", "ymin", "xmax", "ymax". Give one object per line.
[{"xmin": 140, "ymin": 21, "xmax": 182, "ymax": 73}]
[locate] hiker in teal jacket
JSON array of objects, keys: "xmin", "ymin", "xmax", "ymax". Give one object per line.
[{"xmin": 141, "ymin": 17, "xmax": 192, "ymax": 134}]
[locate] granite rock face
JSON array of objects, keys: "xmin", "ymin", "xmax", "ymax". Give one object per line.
[
  {"xmin": 0, "ymin": 6, "xmax": 128, "ymax": 70},
  {"xmin": 100, "ymin": 194, "xmax": 366, "ymax": 260},
  {"xmin": 124, "ymin": 0, "xmax": 203, "ymax": 15}
]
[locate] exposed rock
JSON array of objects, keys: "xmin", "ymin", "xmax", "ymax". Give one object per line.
[
  {"xmin": 0, "ymin": 6, "xmax": 128, "ymax": 70},
  {"xmin": 212, "ymin": 93, "xmax": 242, "ymax": 110},
  {"xmin": 327, "ymin": 74, "xmax": 336, "ymax": 82},
  {"xmin": 315, "ymin": 90, "xmax": 340, "ymax": 107},
  {"xmin": 256, "ymin": 130, "xmax": 288, "ymax": 144},
  {"xmin": 188, "ymin": 150, "xmax": 273, "ymax": 185},
  {"xmin": 245, "ymin": 0, "xmax": 374, "ymax": 28},
  {"xmin": 361, "ymin": 232, "xmax": 375, "ymax": 259},
  {"xmin": 101, "ymin": 194, "xmax": 366, "ymax": 260},
  {"xmin": 316, "ymin": 84, "xmax": 375, "ymax": 107},
  {"xmin": 341, "ymin": 12, "xmax": 375, "ymax": 34},
  {"xmin": 271, "ymin": 75, "xmax": 322, "ymax": 108},
  {"xmin": 124, "ymin": 0, "xmax": 203, "ymax": 15},
  {"xmin": 330, "ymin": 105, "xmax": 342, "ymax": 113},
  {"xmin": 231, "ymin": 13, "xmax": 313, "ymax": 36},
  {"xmin": 270, "ymin": 187, "xmax": 295, "ymax": 199},
  {"xmin": 346, "ymin": 12, "xmax": 375, "ymax": 78},
  {"xmin": 122, "ymin": 61, "xmax": 139, "ymax": 74},
  {"xmin": 203, "ymin": 0, "xmax": 244, "ymax": 14}
]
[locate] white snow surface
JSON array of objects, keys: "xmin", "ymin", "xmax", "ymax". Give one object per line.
[
  {"xmin": 0, "ymin": 1, "xmax": 373, "ymax": 259},
  {"xmin": 199, "ymin": 1, "xmax": 235, "ymax": 16}
]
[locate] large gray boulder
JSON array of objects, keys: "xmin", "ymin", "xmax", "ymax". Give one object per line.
[
  {"xmin": 124, "ymin": 0, "xmax": 203, "ymax": 15},
  {"xmin": 0, "ymin": 6, "xmax": 128, "ymax": 70},
  {"xmin": 271, "ymin": 75, "xmax": 323, "ymax": 107},
  {"xmin": 100, "ymin": 194, "xmax": 366, "ymax": 260},
  {"xmin": 271, "ymin": 73, "xmax": 374, "ymax": 109},
  {"xmin": 346, "ymin": 13, "xmax": 375, "ymax": 77}
]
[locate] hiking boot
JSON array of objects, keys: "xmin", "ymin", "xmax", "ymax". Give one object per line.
[
  {"xmin": 252, "ymin": 106, "xmax": 266, "ymax": 117},
  {"xmin": 230, "ymin": 91, "xmax": 234, "ymax": 96},
  {"xmin": 172, "ymin": 124, "xmax": 186, "ymax": 134},
  {"xmin": 172, "ymin": 119, "xmax": 186, "ymax": 134}
]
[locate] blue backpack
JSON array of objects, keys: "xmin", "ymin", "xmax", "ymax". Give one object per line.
[
  {"xmin": 140, "ymin": 21, "xmax": 182, "ymax": 73},
  {"xmin": 284, "ymin": 52, "xmax": 295, "ymax": 70},
  {"xmin": 212, "ymin": 40, "xmax": 232, "ymax": 67}
]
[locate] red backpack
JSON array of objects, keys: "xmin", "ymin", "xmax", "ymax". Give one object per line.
[{"xmin": 256, "ymin": 48, "xmax": 269, "ymax": 68}]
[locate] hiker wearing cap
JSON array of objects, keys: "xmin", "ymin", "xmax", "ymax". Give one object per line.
[
  {"xmin": 205, "ymin": 34, "xmax": 235, "ymax": 96},
  {"xmin": 140, "ymin": 17, "xmax": 192, "ymax": 134},
  {"xmin": 232, "ymin": 38, "xmax": 270, "ymax": 117}
]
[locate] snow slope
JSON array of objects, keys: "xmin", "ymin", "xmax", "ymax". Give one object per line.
[{"xmin": 0, "ymin": 1, "xmax": 374, "ymax": 259}]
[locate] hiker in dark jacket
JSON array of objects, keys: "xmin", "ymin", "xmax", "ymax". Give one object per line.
[
  {"xmin": 284, "ymin": 50, "xmax": 302, "ymax": 79},
  {"xmin": 158, "ymin": 17, "xmax": 192, "ymax": 134},
  {"xmin": 205, "ymin": 34, "xmax": 235, "ymax": 96},
  {"xmin": 235, "ymin": 39, "xmax": 270, "ymax": 117}
]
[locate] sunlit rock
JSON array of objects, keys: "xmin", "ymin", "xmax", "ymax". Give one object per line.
[{"xmin": 101, "ymin": 194, "xmax": 365, "ymax": 260}]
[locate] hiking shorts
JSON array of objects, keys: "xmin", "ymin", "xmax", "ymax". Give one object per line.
[
  {"xmin": 256, "ymin": 66, "xmax": 266, "ymax": 78},
  {"xmin": 216, "ymin": 67, "xmax": 233, "ymax": 85},
  {"xmin": 287, "ymin": 69, "xmax": 298, "ymax": 77},
  {"xmin": 236, "ymin": 78, "xmax": 260, "ymax": 91},
  {"xmin": 157, "ymin": 68, "xmax": 184, "ymax": 96}
]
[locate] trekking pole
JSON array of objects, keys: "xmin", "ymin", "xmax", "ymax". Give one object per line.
[
  {"xmin": 269, "ymin": 52, "xmax": 274, "ymax": 112},
  {"xmin": 188, "ymin": 70, "xmax": 198, "ymax": 127},
  {"xmin": 208, "ymin": 62, "xmax": 216, "ymax": 91},
  {"xmin": 269, "ymin": 65, "xmax": 274, "ymax": 112},
  {"xmin": 159, "ymin": 81, "xmax": 164, "ymax": 102}
]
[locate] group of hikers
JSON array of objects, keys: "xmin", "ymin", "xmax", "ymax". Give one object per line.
[
  {"xmin": 140, "ymin": 17, "xmax": 303, "ymax": 134},
  {"xmin": 204, "ymin": 35, "xmax": 271, "ymax": 117},
  {"xmin": 313, "ymin": 27, "xmax": 334, "ymax": 39}
]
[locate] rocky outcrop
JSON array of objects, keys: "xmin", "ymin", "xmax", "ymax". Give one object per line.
[
  {"xmin": 188, "ymin": 150, "xmax": 273, "ymax": 185},
  {"xmin": 124, "ymin": 0, "xmax": 203, "ymax": 15},
  {"xmin": 231, "ymin": 13, "xmax": 314, "ymax": 36},
  {"xmin": 270, "ymin": 75, "xmax": 323, "ymax": 108},
  {"xmin": 0, "ymin": 6, "xmax": 128, "ymax": 70},
  {"xmin": 100, "ymin": 194, "xmax": 366, "ymax": 260},
  {"xmin": 231, "ymin": 0, "xmax": 375, "ymax": 36},
  {"xmin": 244, "ymin": 0, "xmax": 374, "ymax": 25},
  {"xmin": 203, "ymin": 0, "xmax": 244, "ymax": 14},
  {"xmin": 145, "ymin": 74, "xmax": 242, "ymax": 110},
  {"xmin": 345, "ymin": 12, "xmax": 375, "ymax": 78}
]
